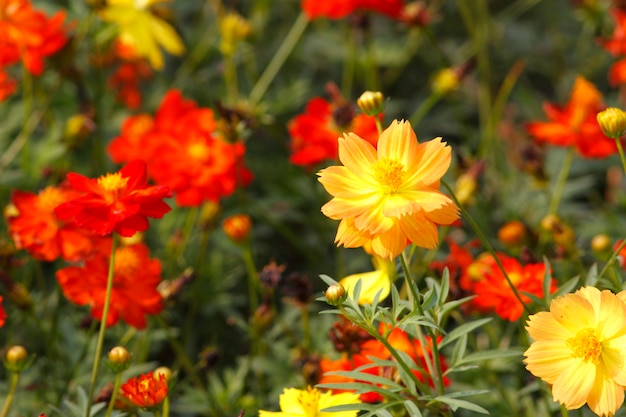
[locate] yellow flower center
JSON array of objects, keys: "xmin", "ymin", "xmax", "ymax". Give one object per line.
[
  {"xmin": 114, "ymin": 247, "xmax": 139, "ymax": 277},
  {"xmin": 373, "ymin": 158, "xmax": 405, "ymax": 193},
  {"xmin": 188, "ymin": 142, "xmax": 210, "ymax": 162},
  {"xmin": 297, "ymin": 387, "xmax": 321, "ymax": 417},
  {"xmin": 98, "ymin": 172, "xmax": 129, "ymax": 192},
  {"xmin": 37, "ymin": 187, "xmax": 65, "ymax": 213},
  {"xmin": 567, "ymin": 328, "xmax": 602, "ymax": 363}
]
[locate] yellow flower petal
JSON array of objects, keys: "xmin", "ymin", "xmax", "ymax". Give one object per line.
[
  {"xmin": 552, "ymin": 360, "xmax": 597, "ymax": 409},
  {"xmin": 586, "ymin": 370, "xmax": 625, "ymax": 417},
  {"xmin": 377, "ymin": 120, "xmax": 419, "ymax": 168},
  {"xmin": 340, "ymin": 270, "xmax": 390, "ymax": 304},
  {"xmin": 337, "ymin": 133, "xmax": 377, "ymax": 181},
  {"xmin": 404, "ymin": 137, "xmax": 452, "ymax": 187},
  {"xmin": 550, "ymin": 292, "xmax": 595, "ymax": 331}
]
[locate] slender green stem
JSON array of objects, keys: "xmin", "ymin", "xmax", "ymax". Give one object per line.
[
  {"xmin": 85, "ymin": 236, "xmax": 118, "ymax": 417},
  {"xmin": 409, "ymin": 93, "xmax": 442, "ymax": 127},
  {"xmin": 615, "ymin": 139, "xmax": 626, "ymax": 177},
  {"xmin": 105, "ymin": 372, "xmax": 122, "ymax": 417},
  {"xmin": 547, "ymin": 148, "xmax": 575, "ymax": 216},
  {"xmin": 174, "ymin": 207, "xmax": 199, "ymax": 263},
  {"xmin": 249, "ymin": 12, "xmax": 308, "ymax": 105},
  {"xmin": 442, "ymin": 180, "xmax": 533, "ymax": 316},
  {"xmin": 242, "ymin": 245, "xmax": 259, "ymax": 313},
  {"xmin": 301, "ymin": 305, "xmax": 311, "ymax": 353},
  {"xmin": 598, "ymin": 239, "xmax": 626, "ymax": 281},
  {"xmin": 0, "ymin": 372, "xmax": 19, "ymax": 417},
  {"xmin": 162, "ymin": 397, "xmax": 170, "ymax": 417},
  {"xmin": 224, "ymin": 54, "xmax": 239, "ymax": 104},
  {"xmin": 374, "ymin": 117, "xmax": 383, "ymax": 135}
]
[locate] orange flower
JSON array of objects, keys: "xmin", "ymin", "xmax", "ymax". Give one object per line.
[
  {"xmin": 108, "ymin": 90, "xmax": 253, "ymax": 207},
  {"xmin": 288, "ymin": 97, "xmax": 379, "ymax": 167},
  {"xmin": 120, "ymin": 372, "xmax": 168, "ymax": 409},
  {"xmin": 54, "ymin": 160, "xmax": 171, "ymax": 237},
  {"xmin": 0, "ymin": 0, "xmax": 67, "ymax": 75},
  {"xmin": 7, "ymin": 186, "xmax": 98, "ymax": 262},
  {"xmin": 317, "ymin": 119, "xmax": 459, "ymax": 260},
  {"xmin": 525, "ymin": 76, "xmax": 619, "ymax": 158},
  {"xmin": 429, "ymin": 238, "xmax": 478, "ymax": 289},
  {"xmin": 0, "ymin": 69, "xmax": 16, "ymax": 101},
  {"xmin": 609, "ymin": 58, "xmax": 626, "ymax": 87},
  {"xmin": 56, "ymin": 242, "xmax": 163, "ymax": 328},
  {"xmin": 302, "ymin": 0, "xmax": 405, "ymax": 20},
  {"xmin": 471, "ymin": 254, "xmax": 556, "ymax": 321}
]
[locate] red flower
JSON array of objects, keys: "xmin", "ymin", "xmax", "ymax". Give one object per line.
[
  {"xmin": 288, "ymin": 97, "xmax": 379, "ymax": 167},
  {"xmin": 302, "ymin": 0, "xmax": 405, "ymax": 20},
  {"xmin": 55, "ymin": 160, "xmax": 171, "ymax": 237},
  {"xmin": 56, "ymin": 242, "xmax": 163, "ymax": 328},
  {"xmin": 107, "ymin": 90, "xmax": 253, "ymax": 207},
  {"xmin": 7, "ymin": 186, "xmax": 98, "ymax": 262},
  {"xmin": 0, "ymin": 69, "xmax": 16, "ymax": 101},
  {"xmin": 121, "ymin": 372, "xmax": 168, "ymax": 409},
  {"xmin": 599, "ymin": 8, "xmax": 626, "ymax": 56},
  {"xmin": 525, "ymin": 76, "xmax": 619, "ymax": 158},
  {"xmin": 0, "ymin": 296, "xmax": 6, "ymax": 327},
  {"xmin": 471, "ymin": 254, "xmax": 556, "ymax": 321},
  {"xmin": 429, "ymin": 238, "xmax": 479, "ymax": 291},
  {"xmin": 0, "ymin": 0, "xmax": 67, "ymax": 75}
]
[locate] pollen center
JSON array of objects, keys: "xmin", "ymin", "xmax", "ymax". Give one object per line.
[
  {"xmin": 38, "ymin": 187, "xmax": 66, "ymax": 213},
  {"xmin": 297, "ymin": 387, "xmax": 321, "ymax": 417},
  {"xmin": 114, "ymin": 247, "xmax": 140, "ymax": 277},
  {"xmin": 188, "ymin": 142, "xmax": 210, "ymax": 161},
  {"xmin": 566, "ymin": 328, "xmax": 601, "ymax": 362},
  {"xmin": 373, "ymin": 158, "xmax": 405, "ymax": 192},
  {"xmin": 98, "ymin": 172, "xmax": 129, "ymax": 192}
]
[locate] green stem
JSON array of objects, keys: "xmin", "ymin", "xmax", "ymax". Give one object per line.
[
  {"xmin": 162, "ymin": 397, "xmax": 170, "ymax": 417},
  {"xmin": 248, "ymin": 12, "xmax": 308, "ymax": 105},
  {"xmin": 547, "ymin": 148, "xmax": 575, "ymax": 216},
  {"xmin": 374, "ymin": 117, "xmax": 383, "ymax": 135},
  {"xmin": 105, "ymin": 372, "xmax": 122, "ymax": 417},
  {"xmin": 242, "ymin": 245, "xmax": 259, "ymax": 313},
  {"xmin": 442, "ymin": 180, "xmax": 533, "ymax": 316},
  {"xmin": 615, "ymin": 138, "xmax": 626, "ymax": 177},
  {"xmin": 85, "ymin": 236, "xmax": 118, "ymax": 417},
  {"xmin": 0, "ymin": 372, "xmax": 19, "ymax": 417},
  {"xmin": 597, "ymin": 239, "xmax": 626, "ymax": 281},
  {"xmin": 409, "ymin": 93, "xmax": 442, "ymax": 127},
  {"xmin": 301, "ymin": 305, "xmax": 311, "ymax": 353},
  {"xmin": 224, "ymin": 54, "xmax": 239, "ymax": 104}
]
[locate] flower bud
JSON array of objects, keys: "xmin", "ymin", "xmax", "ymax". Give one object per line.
[
  {"xmin": 4, "ymin": 345, "xmax": 31, "ymax": 373},
  {"xmin": 497, "ymin": 220, "xmax": 527, "ymax": 247},
  {"xmin": 219, "ymin": 12, "xmax": 252, "ymax": 57},
  {"xmin": 108, "ymin": 346, "xmax": 131, "ymax": 372},
  {"xmin": 597, "ymin": 107, "xmax": 626, "ymax": 139},
  {"xmin": 431, "ymin": 68, "xmax": 460, "ymax": 96},
  {"xmin": 222, "ymin": 214, "xmax": 252, "ymax": 244},
  {"xmin": 591, "ymin": 234, "xmax": 611, "ymax": 253},
  {"xmin": 64, "ymin": 114, "xmax": 95, "ymax": 148},
  {"xmin": 357, "ymin": 91, "xmax": 385, "ymax": 116},
  {"xmin": 7, "ymin": 282, "xmax": 33, "ymax": 310},
  {"xmin": 325, "ymin": 284, "xmax": 347, "ymax": 306},
  {"xmin": 153, "ymin": 366, "xmax": 173, "ymax": 382}
]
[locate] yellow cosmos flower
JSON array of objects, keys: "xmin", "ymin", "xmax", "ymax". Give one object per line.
[
  {"xmin": 317, "ymin": 119, "xmax": 459, "ymax": 260},
  {"xmin": 100, "ymin": 0, "xmax": 185, "ymax": 70},
  {"xmin": 259, "ymin": 387, "xmax": 360, "ymax": 417},
  {"xmin": 340, "ymin": 255, "xmax": 395, "ymax": 304},
  {"xmin": 524, "ymin": 286, "xmax": 626, "ymax": 417}
]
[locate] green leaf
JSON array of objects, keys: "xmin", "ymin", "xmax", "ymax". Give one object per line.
[
  {"xmin": 553, "ymin": 276, "xmax": 580, "ymax": 298},
  {"xmin": 319, "ymin": 274, "xmax": 339, "ymax": 286},
  {"xmin": 323, "ymin": 370, "xmax": 405, "ymax": 390},
  {"xmin": 450, "ymin": 331, "xmax": 468, "ymax": 365},
  {"xmin": 452, "ymin": 348, "xmax": 524, "ymax": 367},
  {"xmin": 403, "ymin": 400, "xmax": 423, "ymax": 417},
  {"xmin": 439, "ymin": 318, "xmax": 492, "ymax": 349},
  {"xmin": 585, "ymin": 264, "xmax": 598, "ymax": 287},
  {"xmin": 432, "ymin": 396, "xmax": 489, "ymax": 414}
]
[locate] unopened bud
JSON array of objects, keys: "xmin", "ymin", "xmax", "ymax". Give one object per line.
[
  {"xmin": 222, "ymin": 214, "xmax": 252, "ymax": 244},
  {"xmin": 154, "ymin": 366, "xmax": 173, "ymax": 382},
  {"xmin": 7, "ymin": 282, "xmax": 33, "ymax": 310},
  {"xmin": 108, "ymin": 346, "xmax": 131, "ymax": 372},
  {"xmin": 325, "ymin": 284, "xmax": 347, "ymax": 306},
  {"xmin": 357, "ymin": 91, "xmax": 385, "ymax": 116},
  {"xmin": 431, "ymin": 68, "xmax": 460, "ymax": 96},
  {"xmin": 4, "ymin": 345, "xmax": 31, "ymax": 373},
  {"xmin": 597, "ymin": 107, "xmax": 626, "ymax": 139},
  {"xmin": 497, "ymin": 220, "xmax": 527, "ymax": 247},
  {"xmin": 591, "ymin": 234, "xmax": 611, "ymax": 253}
]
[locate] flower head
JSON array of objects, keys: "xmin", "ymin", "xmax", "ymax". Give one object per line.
[
  {"xmin": 121, "ymin": 372, "xmax": 168, "ymax": 410},
  {"xmin": 259, "ymin": 386, "xmax": 360, "ymax": 417},
  {"xmin": 0, "ymin": 296, "xmax": 5, "ymax": 328},
  {"xmin": 99, "ymin": 0, "xmax": 185, "ymax": 70},
  {"xmin": 302, "ymin": 0, "xmax": 405, "ymax": 20},
  {"xmin": 54, "ymin": 160, "xmax": 171, "ymax": 237},
  {"xmin": 56, "ymin": 242, "xmax": 163, "ymax": 328},
  {"xmin": 526, "ymin": 76, "xmax": 619, "ymax": 158},
  {"xmin": 524, "ymin": 286, "xmax": 626, "ymax": 416},
  {"xmin": 317, "ymin": 119, "xmax": 459, "ymax": 260}
]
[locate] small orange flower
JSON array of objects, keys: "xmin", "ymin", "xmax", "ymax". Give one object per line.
[
  {"xmin": 317, "ymin": 119, "xmax": 459, "ymax": 260},
  {"xmin": 121, "ymin": 372, "xmax": 168, "ymax": 409},
  {"xmin": 301, "ymin": 0, "xmax": 405, "ymax": 20},
  {"xmin": 222, "ymin": 214, "xmax": 252, "ymax": 244},
  {"xmin": 55, "ymin": 160, "xmax": 171, "ymax": 237},
  {"xmin": 526, "ymin": 76, "xmax": 619, "ymax": 158},
  {"xmin": 56, "ymin": 242, "xmax": 163, "ymax": 328}
]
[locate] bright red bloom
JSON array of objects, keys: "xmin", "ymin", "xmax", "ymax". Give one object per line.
[
  {"xmin": 56, "ymin": 242, "xmax": 163, "ymax": 328},
  {"xmin": 302, "ymin": 0, "xmax": 404, "ymax": 20},
  {"xmin": 288, "ymin": 97, "xmax": 379, "ymax": 167},
  {"xmin": 525, "ymin": 76, "xmax": 619, "ymax": 158},
  {"xmin": 471, "ymin": 254, "xmax": 556, "ymax": 321},
  {"xmin": 0, "ymin": 296, "xmax": 6, "ymax": 327},
  {"xmin": 429, "ymin": 238, "xmax": 479, "ymax": 291},
  {"xmin": 0, "ymin": 0, "xmax": 67, "ymax": 75},
  {"xmin": 107, "ymin": 90, "xmax": 253, "ymax": 207},
  {"xmin": 54, "ymin": 160, "xmax": 171, "ymax": 237},
  {"xmin": 121, "ymin": 372, "xmax": 168, "ymax": 409},
  {"xmin": 7, "ymin": 186, "xmax": 98, "ymax": 262},
  {"xmin": 599, "ymin": 8, "xmax": 626, "ymax": 56},
  {"xmin": 0, "ymin": 69, "xmax": 16, "ymax": 101},
  {"xmin": 108, "ymin": 41, "xmax": 153, "ymax": 109},
  {"xmin": 609, "ymin": 58, "xmax": 626, "ymax": 86}
]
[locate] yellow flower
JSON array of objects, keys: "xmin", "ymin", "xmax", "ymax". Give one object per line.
[
  {"xmin": 340, "ymin": 255, "xmax": 395, "ymax": 304},
  {"xmin": 259, "ymin": 387, "xmax": 360, "ymax": 417},
  {"xmin": 99, "ymin": 0, "xmax": 185, "ymax": 70},
  {"xmin": 524, "ymin": 286, "xmax": 626, "ymax": 416},
  {"xmin": 317, "ymin": 119, "xmax": 459, "ymax": 260}
]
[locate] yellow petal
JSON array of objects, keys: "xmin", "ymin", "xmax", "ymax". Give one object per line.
[
  {"xmin": 596, "ymin": 289, "xmax": 626, "ymax": 339},
  {"xmin": 335, "ymin": 218, "xmax": 371, "ymax": 248},
  {"xmin": 399, "ymin": 212, "xmax": 439, "ymax": 250},
  {"xmin": 552, "ymin": 360, "xmax": 596, "ymax": 409},
  {"xmin": 371, "ymin": 222, "xmax": 408, "ymax": 260},
  {"xmin": 337, "ymin": 133, "xmax": 377, "ymax": 181},
  {"xmin": 585, "ymin": 367, "xmax": 624, "ymax": 417},
  {"xmin": 340, "ymin": 269, "xmax": 390, "ymax": 304},
  {"xmin": 318, "ymin": 165, "xmax": 377, "ymax": 199},
  {"xmin": 550, "ymin": 292, "xmax": 595, "ymax": 332},
  {"xmin": 404, "ymin": 137, "xmax": 452, "ymax": 187},
  {"xmin": 377, "ymin": 120, "xmax": 419, "ymax": 168},
  {"xmin": 525, "ymin": 311, "xmax": 573, "ymax": 342},
  {"xmin": 524, "ymin": 339, "xmax": 576, "ymax": 384},
  {"xmin": 149, "ymin": 15, "xmax": 185, "ymax": 55},
  {"xmin": 423, "ymin": 199, "xmax": 459, "ymax": 225}
]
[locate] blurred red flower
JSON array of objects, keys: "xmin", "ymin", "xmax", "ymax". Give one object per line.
[
  {"xmin": 108, "ymin": 90, "xmax": 253, "ymax": 207},
  {"xmin": 471, "ymin": 254, "xmax": 556, "ymax": 321},
  {"xmin": 0, "ymin": 0, "xmax": 67, "ymax": 75},
  {"xmin": 55, "ymin": 160, "xmax": 171, "ymax": 237},
  {"xmin": 302, "ymin": 0, "xmax": 404, "ymax": 20},
  {"xmin": 288, "ymin": 97, "xmax": 379, "ymax": 167},
  {"xmin": 599, "ymin": 8, "xmax": 626, "ymax": 56},
  {"xmin": 108, "ymin": 41, "xmax": 153, "ymax": 109},
  {"xmin": 525, "ymin": 76, "xmax": 619, "ymax": 158},
  {"xmin": 0, "ymin": 69, "xmax": 16, "ymax": 101},
  {"xmin": 7, "ymin": 186, "xmax": 98, "ymax": 262},
  {"xmin": 56, "ymin": 242, "xmax": 163, "ymax": 328},
  {"xmin": 121, "ymin": 372, "xmax": 168, "ymax": 409},
  {"xmin": 0, "ymin": 296, "xmax": 6, "ymax": 327}
]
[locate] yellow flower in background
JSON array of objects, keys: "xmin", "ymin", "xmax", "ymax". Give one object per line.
[
  {"xmin": 317, "ymin": 120, "xmax": 459, "ymax": 260},
  {"xmin": 99, "ymin": 0, "xmax": 185, "ymax": 70},
  {"xmin": 259, "ymin": 387, "xmax": 360, "ymax": 417},
  {"xmin": 340, "ymin": 255, "xmax": 395, "ymax": 304},
  {"xmin": 524, "ymin": 286, "xmax": 626, "ymax": 416}
]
